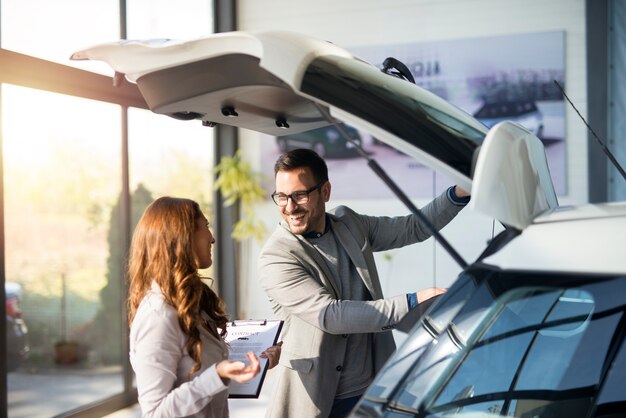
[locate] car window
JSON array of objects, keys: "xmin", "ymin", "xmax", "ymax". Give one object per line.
[
  {"xmin": 364, "ymin": 273, "xmax": 480, "ymax": 402},
  {"xmin": 391, "ymin": 279, "xmax": 500, "ymax": 411},
  {"xmin": 387, "ymin": 274, "xmax": 626, "ymax": 418},
  {"xmin": 595, "ymin": 335, "xmax": 626, "ymax": 415}
]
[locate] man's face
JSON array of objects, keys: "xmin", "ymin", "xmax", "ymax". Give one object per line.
[{"xmin": 274, "ymin": 167, "xmax": 330, "ymax": 235}]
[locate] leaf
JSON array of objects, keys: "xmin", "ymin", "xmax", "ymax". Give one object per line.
[{"xmin": 214, "ymin": 151, "xmax": 268, "ymax": 242}]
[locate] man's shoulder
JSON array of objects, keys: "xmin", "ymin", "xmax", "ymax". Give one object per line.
[
  {"xmin": 328, "ymin": 205, "xmax": 371, "ymax": 239},
  {"xmin": 260, "ymin": 222, "xmax": 298, "ymax": 253},
  {"xmin": 328, "ymin": 205, "xmax": 359, "ymax": 219}
]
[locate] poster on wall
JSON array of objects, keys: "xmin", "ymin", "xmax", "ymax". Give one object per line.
[{"xmin": 260, "ymin": 31, "xmax": 566, "ymax": 199}]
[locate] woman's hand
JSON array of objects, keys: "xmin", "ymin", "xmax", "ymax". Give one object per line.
[
  {"xmin": 216, "ymin": 351, "xmax": 261, "ymax": 383},
  {"xmin": 261, "ymin": 341, "xmax": 283, "ymax": 369}
]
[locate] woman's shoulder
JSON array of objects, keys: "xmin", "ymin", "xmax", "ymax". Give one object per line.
[
  {"xmin": 136, "ymin": 282, "xmax": 178, "ymax": 321},
  {"xmin": 131, "ymin": 284, "xmax": 184, "ymax": 344}
]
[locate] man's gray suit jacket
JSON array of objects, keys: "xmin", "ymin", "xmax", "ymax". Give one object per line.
[{"xmin": 258, "ymin": 191, "xmax": 463, "ymax": 418}]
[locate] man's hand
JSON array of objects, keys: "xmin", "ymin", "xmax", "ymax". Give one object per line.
[
  {"xmin": 216, "ymin": 351, "xmax": 261, "ymax": 383},
  {"xmin": 416, "ymin": 287, "xmax": 447, "ymax": 303},
  {"xmin": 454, "ymin": 186, "xmax": 471, "ymax": 198},
  {"xmin": 261, "ymin": 341, "xmax": 283, "ymax": 369}
]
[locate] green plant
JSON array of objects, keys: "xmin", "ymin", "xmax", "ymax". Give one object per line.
[{"xmin": 214, "ymin": 151, "xmax": 268, "ymax": 242}]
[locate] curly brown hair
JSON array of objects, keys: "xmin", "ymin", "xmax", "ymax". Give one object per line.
[{"xmin": 127, "ymin": 197, "xmax": 229, "ymax": 375}]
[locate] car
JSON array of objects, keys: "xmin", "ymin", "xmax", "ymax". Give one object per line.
[
  {"xmin": 72, "ymin": 31, "xmax": 626, "ymax": 417},
  {"xmin": 352, "ymin": 203, "xmax": 626, "ymax": 418},
  {"xmin": 6, "ymin": 281, "xmax": 29, "ymax": 372},
  {"xmin": 275, "ymin": 123, "xmax": 362, "ymax": 158},
  {"xmin": 473, "ymin": 100, "xmax": 544, "ymax": 138}
]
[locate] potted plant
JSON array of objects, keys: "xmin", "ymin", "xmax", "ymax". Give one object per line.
[{"xmin": 54, "ymin": 340, "xmax": 79, "ymax": 365}]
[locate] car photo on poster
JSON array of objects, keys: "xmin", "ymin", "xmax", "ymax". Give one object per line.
[
  {"xmin": 275, "ymin": 123, "xmax": 362, "ymax": 159},
  {"xmin": 473, "ymin": 100, "xmax": 544, "ymax": 139}
]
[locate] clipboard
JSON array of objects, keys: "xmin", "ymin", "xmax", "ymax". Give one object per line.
[{"xmin": 225, "ymin": 319, "xmax": 283, "ymax": 398}]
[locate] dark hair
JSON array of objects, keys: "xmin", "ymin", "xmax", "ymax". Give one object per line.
[{"xmin": 274, "ymin": 148, "xmax": 329, "ymax": 183}]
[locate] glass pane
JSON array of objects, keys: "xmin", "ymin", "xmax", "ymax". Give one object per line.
[
  {"xmin": 3, "ymin": 84, "xmax": 124, "ymax": 417},
  {"xmin": 127, "ymin": 0, "xmax": 214, "ymax": 40},
  {"xmin": 597, "ymin": 335, "xmax": 626, "ymax": 411},
  {"xmin": 431, "ymin": 290, "xmax": 555, "ymax": 407},
  {"xmin": 128, "ymin": 108, "xmax": 214, "ymax": 275},
  {"xmin": 365, "ymin": 273, "xmax": 478, "ymax": 401},
  {"xmin": 420, "ymin": 279, "xmax": 626, "ymax": 418},
  {"xmin": 0, "ymin": 0, "xmax": 119, "ymax": 74}
]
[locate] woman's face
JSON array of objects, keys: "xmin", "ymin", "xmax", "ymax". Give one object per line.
[{"xmin": 193, "ymin": 215, "xmax": 215, "ymax": 269}]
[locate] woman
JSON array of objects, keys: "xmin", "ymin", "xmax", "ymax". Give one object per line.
[{"xmin": 128, "ymin": 197, "xmax": 279, "ymax": 417}]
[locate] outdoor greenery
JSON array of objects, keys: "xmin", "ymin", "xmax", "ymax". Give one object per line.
[
  {"xmin": 9, "ymin": 139, "xmax": 263, "ymax": 368},
  {"xmin": 85, "ymin": 184, "xmax": 154, "ymax": 365},
  {"xmin": 214, "ymin": 151, "xmax": 268, "ymax": 242}
]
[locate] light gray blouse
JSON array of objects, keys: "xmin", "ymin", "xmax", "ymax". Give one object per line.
[{"xmin": 130, "ymin": 281, "xmax": 230, "ymax": 417}]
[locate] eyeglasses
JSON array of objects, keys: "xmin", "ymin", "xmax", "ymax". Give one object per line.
[{"xmin": 271, "ymin": 182, "xmax": 324, "ymax": 207}]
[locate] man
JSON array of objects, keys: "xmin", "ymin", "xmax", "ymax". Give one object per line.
[{"xmin": 259, "ymin": 149, "xmax": 470, "ymax": 418}]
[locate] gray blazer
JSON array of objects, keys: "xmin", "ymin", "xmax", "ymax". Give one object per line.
[{"xmin": 258, "ymin": 191, "xmax": 463, "ymax": 418}]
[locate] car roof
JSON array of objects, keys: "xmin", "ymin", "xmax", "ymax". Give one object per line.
[
  {"xmin": 482, "ymin": 201, "xmax": 626, "ymax": 274},
  {"xmin": 72, "ymin": 30, "xmax": 558, "ymax": 230}
]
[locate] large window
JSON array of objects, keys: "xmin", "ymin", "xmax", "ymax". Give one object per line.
[
  {"xmin": 128, "ymin": 107, "xmax": 215, "ymax": 276},
  {"xmin": 0, "ymin": 0, "xmax": 120, "ymax": 73},
  {"xmin": 1, "ymin": 1, "xmax": 216, "ymax": 416},
  {"xmin": 3, "ymin": 85, "xmax": 125, "ymax": 416}
]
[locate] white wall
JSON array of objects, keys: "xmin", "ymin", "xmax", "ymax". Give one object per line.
[{"xmin": 235, "ymin": 0, "xmax": 588, "ymax": 320}]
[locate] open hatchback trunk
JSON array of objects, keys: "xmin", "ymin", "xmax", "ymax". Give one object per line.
[{"xmin": 72, "ymin": 30, "xmax": 558, "ymax": 267}]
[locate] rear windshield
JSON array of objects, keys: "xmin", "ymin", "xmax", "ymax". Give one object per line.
[{"xmin": 301, "ymin": 56, "xmax": 486, "ymax": 179}]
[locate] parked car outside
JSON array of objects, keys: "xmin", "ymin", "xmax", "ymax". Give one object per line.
[
  {"xmin": 6, "ymin": 281, "xmax": 29, "ymax": 372},
  {"xmin": 275, "ymin": 123, "xmax": 362, "ymax": 158},
  {"xmin": 72, "ymin": 30, "xmax": 626, "ymax": 417},
  {"xmin": 474, "ymin": 100, "xmax": 544, "ymax": 139}
]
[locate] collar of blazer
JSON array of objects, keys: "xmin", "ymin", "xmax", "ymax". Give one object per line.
[
  {"xmin": 278, "ymin": 212, "xmax": 379, "ymax": 300},
  {"xmin": 278, "ymin": 220, "xmax": 341, "ymax": 298},
  {"xmin": 327, "ymin": 217, "xmax": 379, "ymax": 300}
]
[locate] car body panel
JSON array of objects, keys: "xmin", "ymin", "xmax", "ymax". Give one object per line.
[
  {"xmin": 71, "ymin": 30, "xmax": 557, "ymax": 229},
  {"xmin": 470, "ymin": 121, "xmax": 558, "ymax": 229},
  {"xmin": 482, "ymin": 202, "xmax": 626, "ymax": 274}
]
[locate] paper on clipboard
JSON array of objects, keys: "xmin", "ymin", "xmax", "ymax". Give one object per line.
[{"xmin": 225, "ymin": 319, "xmax": 283, "ymax": 398}]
